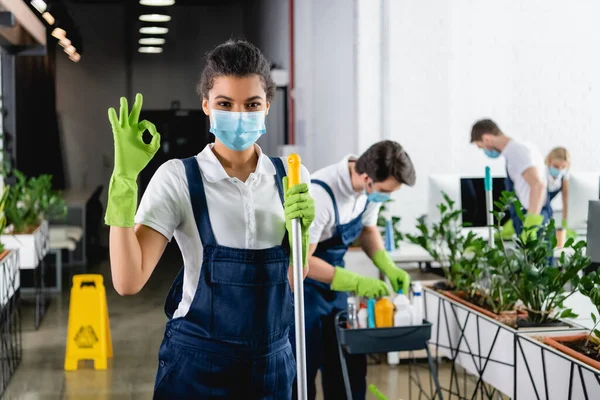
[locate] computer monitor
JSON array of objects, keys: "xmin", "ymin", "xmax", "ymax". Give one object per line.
[
  {"xmin": 567, "ymin": 172, "xmax": 600, "ymax": 233},
  {"xmin": 460, "ymin": 177, "xmax": 509, "ymax": 227},
  {"xmin": 427, "ymin": 175, "xmax": 461, "ymax": 225},
  {"xmin": 586, "ymin": 200, "xmax": 600, "ymax": 263}
]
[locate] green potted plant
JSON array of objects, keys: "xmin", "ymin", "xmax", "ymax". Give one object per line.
[
  {"xmin": 406, "ymin": 193, "xmax": 521, "ymax": 324},
  {"xmin": 492, "ymin": 192, "xmax": 588, "ymax": 327},
  {"xmin": 543, "ymin": 268, "xmax": 600, "ymax": 370},
  {"xmin": 1, "ymin": 170, "xmax": 66, "ymax": 268}
]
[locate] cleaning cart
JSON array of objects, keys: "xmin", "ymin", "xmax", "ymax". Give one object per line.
[{"xmin": 335, "ymin": 311, "xmax": 443, "ymax": 400}]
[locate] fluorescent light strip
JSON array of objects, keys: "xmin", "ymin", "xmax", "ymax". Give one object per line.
[
  {"xmin": 139, "ymin": 14, "xmax": 171, "ymax": 22},
  {"xmin": 139, "ymin": 26, "xmax": 168, "ymax": 34},
  {"xmin": 139, "ymin": 37, "xmax": 166, "ymax": 45},
  {"xmin": 138, "ymin": 46, "xmax": 163, "ymax": 54},
  {"xmin": 42, "ymin": 11, "xmax": 54, "ymax": 25},
  {"xmin": 31, "ymin": 0, "xmax": 47, "ymax": 13},
  {"xmin": 59, "ymin": 37, "xmax": 71, "ymax": 48},
  {"xmin": 140, "ymin": 0, "xmax": 175, "ymax": 5},
  {"xmin": 52, "ymin": 27, "xmax": 66, "ymax": 39}
]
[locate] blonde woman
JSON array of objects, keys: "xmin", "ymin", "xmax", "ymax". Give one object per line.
[{"xmin": 546, "ymin": 147, "xmax": 570, "ymax": 247}]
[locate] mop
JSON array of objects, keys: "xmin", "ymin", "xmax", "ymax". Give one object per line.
[{"xmin": 288, "ymin": 154, "xmax": 307, "ymax": 400}]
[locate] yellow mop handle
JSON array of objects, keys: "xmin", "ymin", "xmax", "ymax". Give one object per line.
[
  {"xmin": 287, "ymin": 154, "xmax": 302, "ymax": 188},
  {"xmin": 287, "ymin": 153, "xmax": 307, "ymax": 400}
]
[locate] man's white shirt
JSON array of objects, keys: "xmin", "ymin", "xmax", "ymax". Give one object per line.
[
  {"xmin": 502, "ymin": 139, "xmax": 548, "ymax": 209},
  {"xmin": 309, "ymin": 155, "xmax": 382, "ymax": 245}
]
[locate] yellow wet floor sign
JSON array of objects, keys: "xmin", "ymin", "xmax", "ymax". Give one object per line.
[{"xmin": 64, "ymin": 274, "xmax": 113, "ymax": 371}]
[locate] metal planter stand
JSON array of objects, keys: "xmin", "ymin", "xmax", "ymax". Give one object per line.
[
  {"xmin": 423, "ymin": 288, "xmax": 585, "ymax": 399},
  {"xmin": 515, "ymin": 334, "xmax": 600, "ymax": 400},
  {"xmin": 0, "ymin": 250, "xmax": 21, "ymax": 397},
  {"xmin": 335, "ymin": 310, "xmax": 443, "ymax": 400}
]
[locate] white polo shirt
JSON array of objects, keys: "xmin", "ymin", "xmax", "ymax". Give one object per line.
[
  {"xmin": 135, "ymin": 144, "xmax": 310, "ymax": 319},
  {"xmin": 502, "ymin": 139, "xmax": 547, "ymax": 209},
  {"xmin": 309, "ymin": 155, "xmax": 382, "ymax": 245}
]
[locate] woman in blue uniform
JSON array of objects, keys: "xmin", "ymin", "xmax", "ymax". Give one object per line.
[
  {"xmin": 546, "ymin": 147, "xmax": 570, "ymax": 247},
  {"xmin": 105, "ymin": 40, "xmax": 315, "ymax": 399}
]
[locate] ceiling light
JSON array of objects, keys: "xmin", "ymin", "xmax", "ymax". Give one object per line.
[
  {"xmin": 31, "ymin": 0, "xmax": 47, "ymax": 13},
  {"xmin": 139, "ymin": 37, "xmax": 166, "ymax": 45},
  {"xmin": 59, "ymin": 37, "xmax": 71, "ymax": 48},
  {"xmin": 52, "ymin": 27, "xmax": 66, "ymax": 39},
  {"xmin": 139, "ymin": 14, "xmax": 171, "ymax": 22},
  {"xmin": 69, "ymin": 53, "xmax": 81, "ymax": 63},
  {"xmin": 64, "ymin": 45, "xmax": 76, "ymax": 55},
  {"xmin": 139, "ymin": 26, "xmax": 168, "ymax": 34},
  {"xmin": 42, "ymin": 12, "xmax": 54, "ymax": 25},
  {"xmin": 138, "ymin": 46, "xmax": 163, "ymax": 54},
  {"xmin": 140, "ymin": 0, "xmax": 175, "ymax": 5}
]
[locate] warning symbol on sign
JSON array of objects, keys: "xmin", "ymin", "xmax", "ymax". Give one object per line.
[
  {"xmin": 64, "ymin": 274, "xmax": 113, "ymax": 371},
  {"xmin": 74, "ymin": 326, "xmax": 99, "ymax": 349}
]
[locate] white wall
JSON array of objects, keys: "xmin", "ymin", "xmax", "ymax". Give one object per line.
[
  {"xmin": 370, "ymin": 0, "xmax": 600, "ymax": 229},
  {"xmin": 294, "ymin": 0, "xmax": 358, "ymax": 171}
]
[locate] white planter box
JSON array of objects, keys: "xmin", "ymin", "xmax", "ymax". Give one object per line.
[
  {"xmin": 424, "ymin": 287, "xmax": 584, "ymax": 398},
  {"xmin": 0, "ymin": 249, "xmax": 20, "ymax": 307},
  {"xmin": 515, "ymin": 332, "xmax": 599, "ymax": 400},
  {"xmin": 0, "ymin": 220, "xmax": 49, "ymax": 269}
]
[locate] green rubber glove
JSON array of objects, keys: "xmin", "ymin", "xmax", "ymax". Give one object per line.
[
  {"xmin": 283, "ymin": 177, "xmax": 315, "ymax": 267},
  {"xmin": 105, "ymin": 94, "xmax": 161, "ymax": 227},
  {"xmin": 520, "ymin": 213, "xmax": 544, "ymax": 243},
  {"xmin": 330, "ymin": 267, "xmax": 390, "ymax": 298},
  {"xmin": 496, "ymin": 219, "xmax": 515, "ymax": 241},
  {"xmin": 368, "ymin": 384, "xmax": 388, "ymax": 400},
  {"xmin": 372, "ymin": 249, "xmax": 410, "ymax": 294}
]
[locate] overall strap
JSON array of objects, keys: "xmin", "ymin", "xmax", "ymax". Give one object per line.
[
  {"xmin": 269, "ymin": 157, "xmax": 290, "ymax": 249},
  {"xmin": 182, "ymin": 157, "xmax": 217, "ymax": 246},
  {"xmin": 312, "ymin": 179, "xmax": 340, "ymax": 226},
  {"xmin": 269, "ymin": 156, "xmax": 286, "ymax": 204}
]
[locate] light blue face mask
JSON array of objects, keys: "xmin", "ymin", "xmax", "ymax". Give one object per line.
[
  {"xmin": 483, "ymin": 148, "xmax": 501, "ymax": 159},
  {"xmin": 548, "ymin": 166, "xmax": 566, "ymax": 178},
  {"xmin": 366, "ymin": 191, "xmax": 391, "ymax": 203},
  {"xmin": 363, "ymin": 182, "xmax": 391, "ymax": 203},
  {"xmin": 209, "ymin": 109, "xmax": 266, "ymax": 151}
]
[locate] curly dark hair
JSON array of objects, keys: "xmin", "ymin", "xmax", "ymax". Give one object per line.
[
  {"xmin": 197, "ymin": 39, "xmax": 276, "ymax": 101},
  {"xmin": 355, "ymin": 140, "xmax": 416, "ymax": 186}
]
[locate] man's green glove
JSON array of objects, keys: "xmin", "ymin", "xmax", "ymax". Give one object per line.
[
  {"xmin": 520, "ymin": 213, "xmax": 544, "ymax": 243},
  {"xmin": 283, "ymin": 177, "xmax": 315, "ymax": 267},
  {"xmin": 105, "ymin": 94, "xmax": 161, "ymax": 227},
  {"xmin": 372, "ymin": 249, "xmax": 411, "ymax": 294},
  {"xmin": 330, "ymin": 267, "xmax": 390, "ymax": 298}
]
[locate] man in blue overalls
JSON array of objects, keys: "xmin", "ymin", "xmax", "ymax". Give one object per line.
[
  {"xmin": 470, "ymin": 119, "xmax": 552, "ymax": 235},
  {"xmin": 292, "ymin": 140, "xmax": 416, "ymax": 399}
]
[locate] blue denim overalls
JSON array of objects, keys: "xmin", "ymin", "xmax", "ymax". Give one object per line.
[
  {"xmin": 291, "ymin": 179, "xmax": 368, "ymax": 400},
  {"xmin": 153, "ymin": 156, "xmax": 296, "ymax": 399},
  {"xmin": 548, "ymin": 176, "xmax": 564, "ymax": 203},
  {"xmin": 504, "ymin": 169, "xmax": 553, "ymax": 235}
]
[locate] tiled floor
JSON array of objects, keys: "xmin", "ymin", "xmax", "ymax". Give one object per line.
[{"xmin": 3, "ymin": 246, "xmax": 483, "ymax": 399}]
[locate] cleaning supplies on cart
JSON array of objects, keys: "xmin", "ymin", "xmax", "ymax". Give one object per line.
[
  {"xmin": 375, "ymin": 298, "xmax": 394, "ymax": 328},
  {"xmin": 367, "ymin": 299, "xmax": 376, "ymax": 328},
  {"xmin": 412, "ymin": 282, "xmax": 424, "ymax": 325},
  {"xmin": 347, "ymin": 296, "xmax": 359, "ymax": 329},
  {"xmin": 358, "ymin": 301, "xmax": 368, "ymax": 328},
  {"xmin": 387, "ymin": 290, "xmax": 414, "ymax": 365}
]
